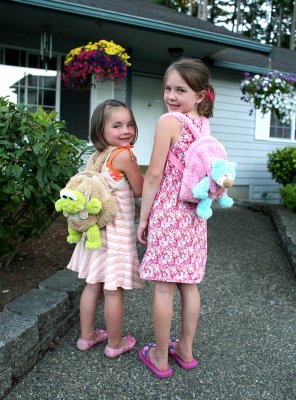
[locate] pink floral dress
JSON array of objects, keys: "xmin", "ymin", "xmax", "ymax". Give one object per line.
[{"xmin": 139, "ymin": 114, "xmax": 207, "ymax": 284}]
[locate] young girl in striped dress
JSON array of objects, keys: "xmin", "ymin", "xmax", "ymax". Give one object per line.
[{"xmin": 67, "ymin": 100, "xmax": 144, "ymax": 357}]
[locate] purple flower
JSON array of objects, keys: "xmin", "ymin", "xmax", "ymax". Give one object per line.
[
  {"xmin": 62, "ymin": 43, "xmax": 131, "ymax": 91},
  {"xmin": 240, "ymin": 70, "xmax": 296, "ymax": 124}
]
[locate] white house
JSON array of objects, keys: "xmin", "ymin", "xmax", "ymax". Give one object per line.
[{"xmin": 1, "ymin": 0, "xmax": 295, "ymax": 202}]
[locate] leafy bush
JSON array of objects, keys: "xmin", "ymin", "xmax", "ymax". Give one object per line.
[
  {"xmin": 0, "ymin": 97, "xmax": 88, "ymax": 267},
  {"xmin": 267, "ymin": 147, "xmax": 296, "ymax": 186},
  {"xmin": 280, "ymin": 184, "xmax": 296, "ymax": 212}
]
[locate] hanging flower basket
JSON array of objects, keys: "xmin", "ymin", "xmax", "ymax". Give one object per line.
[
  {"xmin": 240, "ymin": 70, "xmax": 296, "ymax": 124},
  {"xmin": 61, "ymin": 39, "xmax": 131, "ymax": 91}
]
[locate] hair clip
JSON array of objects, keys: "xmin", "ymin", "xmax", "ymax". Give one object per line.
[{"xmin": 207, "ymin": 88, "xmax": 215, "ymax": 102}]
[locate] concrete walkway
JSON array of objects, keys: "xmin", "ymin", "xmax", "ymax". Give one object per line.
[{"xmin": 4, "ymin": 206, "xmax": 296, "ymax": 400}]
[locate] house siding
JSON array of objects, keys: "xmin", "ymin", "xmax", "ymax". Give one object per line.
[
  {"xmin": 2, "ymin": 1, "xmax": 295, "ymax": 205},
  {"xmin": 211, "ymin": 68, "xmax": 296, "ymax": 203}
]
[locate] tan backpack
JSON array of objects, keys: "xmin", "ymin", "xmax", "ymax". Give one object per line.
[{"xmin": 55, "ymin": 146, "xmax": 117, "ymax": 249}]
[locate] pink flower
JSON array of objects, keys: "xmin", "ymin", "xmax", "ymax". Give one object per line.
[{"xmin": 62, "ymin": 42, "xmax": 130, "ymax": 91}]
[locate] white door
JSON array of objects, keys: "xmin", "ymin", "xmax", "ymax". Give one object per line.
[
  {"xmin": 90, "ymin": 79, "xmax": 127, "ymax": 123},
  {"xmin": 131, "ymin": 74, "xmax": 166, "ymax": 165}
]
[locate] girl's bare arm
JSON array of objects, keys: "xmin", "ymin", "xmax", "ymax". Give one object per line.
[
  {"xmin": 112, "ymin": 149, "xmax": 144, "ymax": 198},
  {"xmin": 137, "ymin": 117, "xmax": 181, "ymax": 243}
]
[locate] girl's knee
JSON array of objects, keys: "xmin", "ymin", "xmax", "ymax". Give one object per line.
[
  {"xmin": 103, "ymin": 287, "xmax": 123, "ymax": 298},
  {"xmin": 177, "ymin": 283, "xmax": 199, "ymax": 295},
  {"xmin": 85, "ymin": 282, "xmax": 103, "ymax": 293},
  {"xmin": 154, "ymin": 282, "xmax": 176, "ymax": 296}
]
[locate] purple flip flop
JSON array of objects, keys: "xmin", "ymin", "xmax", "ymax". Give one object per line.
[
  {"xmin": 168, "ymin": 338, "xmax": 198, "ymax": 370},
  {"xmin": 169, "ymin": 349, "xmax": 199, "ymax": 369},
  {"xmin": 138, "ymin": 345, "xmax": 173, "ymax": 379}
]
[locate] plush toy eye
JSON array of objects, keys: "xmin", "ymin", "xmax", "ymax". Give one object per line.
[{"xmin": 60, "ymin": 189, "xmax": 77, "ymax": 201}]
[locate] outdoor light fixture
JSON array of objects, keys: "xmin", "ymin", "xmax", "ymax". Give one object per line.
[
  {"xmin": 40, "ymin": 25, "xmax": 53, "ymax": 70},
  {"xmin": 168, "ymin": 47, "xmax": 184, "ymax": 60}
]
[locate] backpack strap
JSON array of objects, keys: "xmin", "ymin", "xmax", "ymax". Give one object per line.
[
  {"xmin": 87, "ymin": 146, "xmax": 117, "ymax": 172},
  {"xmin": 163, "ymin": 112, "xmax": 211, "ymax": 173},
  {"xmin": 167, "ymin": 151, "xmax": 184, "ymax": 173},
  {"xmin": 161, "ymin": 112, "xmax": 210, "ymax": 140}
]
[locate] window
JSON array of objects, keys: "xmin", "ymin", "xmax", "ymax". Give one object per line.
[
  {"xmin": 10, "ymin": 72, "xmax": 56, "ymax": 112},
  {"xmin": 5, "ymin": 48, "xmax": 57, "ymax": 70},
  {"xmin": 270, "ymin": 114, "xmax": 294, "ymax": 139},
  {"xmin": 0, "ymin": 48, "xmax": 57, "ymax": 112},
  {"xmin": 6, "ymin": 48, "xmax": 26, "ymax": 67},
  {"xmin": 255, "ymin": 110, "xmax": 296, "ymax": 141}
]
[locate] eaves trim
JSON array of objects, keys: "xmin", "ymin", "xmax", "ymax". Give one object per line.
[
  {"xmin": 11, "ymin": 0, "xmax": 272, "ymax": 54},
  {"xmin": 214, "ymin": 60, "xmax": 268, "ymax": 74}
]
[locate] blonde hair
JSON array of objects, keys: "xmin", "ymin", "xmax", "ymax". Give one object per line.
[
  {"xmin": 163, "ymin": 58, "xmax": 215, "ymax": 118},
  {"xmin": 89, "ymin": 100, "xmax": 138, "ymax": 151}
]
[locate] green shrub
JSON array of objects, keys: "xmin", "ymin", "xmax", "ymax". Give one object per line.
[
  {"xmin": 267, "ymin": 147, "xmax": 296, "ymax": 186},
  {"xmin": 280, "ymin": 184, "xmax": 296, "ymax": 212},
  {"xmin": 0, "ymin": 96, "xmax": 88, "ymax": 267}
]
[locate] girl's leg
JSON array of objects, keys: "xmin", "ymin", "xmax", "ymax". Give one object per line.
[
  {"xmin": 175, "ymin": 283, "xmax": 200, "ymax": 362},
  {"xmin": 149, "ymin": 281, "xmax": 176, "ymax": 371},
  {"xmin": 104, "ymin": 288, "xmax": 126, "ymax": 348},
  {"xmin": 80, "ymin": 282, "xmax": 103, "ymax": 340}
]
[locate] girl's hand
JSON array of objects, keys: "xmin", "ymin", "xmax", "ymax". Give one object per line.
[{"xmin": 137, "ymin": 220, "xmax": 148, "ymax": 244}]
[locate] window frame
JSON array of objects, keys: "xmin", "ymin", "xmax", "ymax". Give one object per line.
[
  {"xmin": 0, "ymin": 46, "xmax": 60, "ymax": 114},
  {"xmin": 255, "ymin": 110, "xmax": 296, "ymax": 142}
]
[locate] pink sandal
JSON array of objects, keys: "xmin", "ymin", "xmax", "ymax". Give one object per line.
[
  {"xmin": 104, "ymin": 335, "xmax": 136, "ymax": 358},
  {"xmin": 76, "ymin": 328, "xmax": 108, "ymax": 351}
]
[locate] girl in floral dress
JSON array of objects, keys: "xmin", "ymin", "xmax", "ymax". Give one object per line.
[
  {"xmin": 68, "ymin": 100, "xmax": 144, "ymax": 358},
  {"xmin": 137, "ymin": 59, "xmax": 215, "ymax": 378}
]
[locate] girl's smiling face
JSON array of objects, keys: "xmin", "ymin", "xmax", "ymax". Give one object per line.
[
  {"xmin": 103, "ymin": 107, "xmax": 136, "ymax": 147},
  {"xmin": 164, "ymin": 70, "xmax": 204, "ymax": 116}
]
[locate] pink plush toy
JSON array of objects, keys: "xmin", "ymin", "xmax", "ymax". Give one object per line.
[
  {"xmin": 165, "ymin": 112, "xmax": 236, "ymax": 216},
  {"xmin": 178, "ymin": 134, "xmax": 229, "ymax": 203}
]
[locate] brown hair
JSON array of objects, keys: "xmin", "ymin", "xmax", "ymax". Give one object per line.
[
  {"xmin": 163, "ymin": 58, "xmax": 215, "ymax": 118},
  {"xmin": 89, "ymin": 99, "xmax": 138, "ymax": 151}
]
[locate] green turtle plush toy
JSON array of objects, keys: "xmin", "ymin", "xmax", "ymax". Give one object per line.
[{"xmin": 55, "ymin": 148, "xmax": 117, "ymax": 249}]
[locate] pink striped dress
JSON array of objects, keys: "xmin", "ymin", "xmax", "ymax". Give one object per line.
[{"xmin": 67, "ymin": 149, "xmax": 144, "ymax": 290}]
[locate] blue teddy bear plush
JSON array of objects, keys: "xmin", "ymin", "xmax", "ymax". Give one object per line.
[{"xmin": 192, "ymin": 159, "xmax": 237, "ymax": 219}]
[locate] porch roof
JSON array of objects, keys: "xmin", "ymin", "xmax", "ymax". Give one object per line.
[
  {"xmin": 10, "ymin": 0, "xmax": 271, "ymax": 54},
  {"xmin": 5, "ymin": 0, "xmax": 295, "ymax": 76},
  {"xmin": 211, "ymin": 47, "xmax": 296, "ymax": 75}
]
